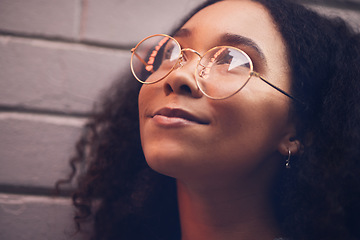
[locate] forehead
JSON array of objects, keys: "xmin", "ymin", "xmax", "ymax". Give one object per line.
[
  {"xmin": 180, "ymin": 0, "xmax": 286, "ymax": 57},
  {"xmin": 183, "ymin": 1, "xmax": 276, "ymax": 36}
]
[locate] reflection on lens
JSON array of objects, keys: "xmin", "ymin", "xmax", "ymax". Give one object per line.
[
  {"xmin": 131, "ymin": 35, "xmax": 181, "ymax": 83},
  {"xmin": 196, "ymin": 47, "xmax": 252, "ymax": 99}
]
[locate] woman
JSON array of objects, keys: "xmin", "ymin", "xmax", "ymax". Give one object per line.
[{"xmin": 60, "ymin": 0, "xmax": 360, "ymax": 239}]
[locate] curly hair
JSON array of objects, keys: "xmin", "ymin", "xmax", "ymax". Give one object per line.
[{"xmin": 57, "ymin": 0, "xmax": 360, "ymax": 239}]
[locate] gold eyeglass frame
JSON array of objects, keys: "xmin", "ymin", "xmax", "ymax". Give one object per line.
[{"xmin": 131, "ymin": 33, "xmax": 303, "ymax": 103}]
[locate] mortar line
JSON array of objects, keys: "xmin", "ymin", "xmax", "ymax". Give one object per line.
[{"xmin": 0, "ymin": 30, "xmax": 134, "ymax": 51}]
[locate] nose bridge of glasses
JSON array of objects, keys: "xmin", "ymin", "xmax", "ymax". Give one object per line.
[
  {"xmin": 177, "ymin": 48, "xmax": 202, "ymax": 69},
  {"xmin": 181, "ymin": 48, "xmax": 202, "ymax": 58},
  {"xmin": 181, "ymin": 48, "xmax": 202, "ymax": 61}
]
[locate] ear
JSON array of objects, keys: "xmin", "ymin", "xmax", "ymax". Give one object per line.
[{"xmin": 277, "ymin": 126, "xmax": 302, "ymax": 157}]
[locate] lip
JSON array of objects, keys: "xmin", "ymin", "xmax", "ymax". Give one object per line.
[{"xmin": 151, "ymin": 107, "xmax": 210, "ymax": 127}]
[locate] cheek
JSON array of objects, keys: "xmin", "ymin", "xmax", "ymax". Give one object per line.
[
  {"xmin": 138, "ymin": 87, "xmax": 165, "ymax": 173},
  {"xmin": 138, "ymin": 86, "xmax": 153, "ymax": 155},
  {"xmin": 138, "ymin": 85, "xmax": 150, "ymax": 117},
  {"xmin": 138, "ymin": 86, "xmax": 154, "ymax": 149},
  {"xmin": 138, "ymin": 84, "xmax": 159, "ymax": 131},
  {"xmin": 209, "ymin": 93, "xmax": 291, "ymax": 164}
]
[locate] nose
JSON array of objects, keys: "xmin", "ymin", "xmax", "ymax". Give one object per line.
[{"xmin": 163, "ymin": 49, "xmax": 203, "ymax": 98}]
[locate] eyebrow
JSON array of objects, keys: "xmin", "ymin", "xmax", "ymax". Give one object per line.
[
  {"xmin": 173, "ymin": 28, "xmax": 191, "ymax": 38},
  {"xmin": 220, "ymin": 33, "xmax": 266, "ymax": 62},
  {"xmin": 174, "ymin": 28, "xmax": 267, "ymax": 64}
]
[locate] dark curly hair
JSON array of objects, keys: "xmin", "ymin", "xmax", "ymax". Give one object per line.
[{"xmin": 57, "ymin": 0, "xmax": 360, "ymax": 239}]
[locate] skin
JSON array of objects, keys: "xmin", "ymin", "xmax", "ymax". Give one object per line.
[{"xmin": 138, "ymin": 0, "xmax": 300, "ymax": 239}]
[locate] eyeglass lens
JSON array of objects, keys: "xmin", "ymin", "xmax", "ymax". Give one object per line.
[
  {"xmin": 131, "ymin": 35, "xmax": 253, "ymax": 99},
  {"xmin": 131, "ymin": 35, "xmax": 181, "ymax": 83}
]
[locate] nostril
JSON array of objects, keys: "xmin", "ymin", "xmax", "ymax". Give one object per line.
[
  {"xmin": 164, "ymin": 83, "xmax": 173, "ymax": 95},
  {"xmin": 180, "ymin": 85, "xmax": 192, "ymax": 93},
  {"xmin": 164, "ymin": 82, "xmax": 192, "ymax": 96}
]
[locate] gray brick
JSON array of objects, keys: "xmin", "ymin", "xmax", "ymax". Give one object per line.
[
  {"xmin": 82, "ymin": 0, "xmax": 204, "ymax": 46},
  {"xmin": 0, "ymin": 0, "xmax": 80, "ymax": 40},
  {"xmin": 0, "ymin": 36, "xmax": 130, "ymax": 113},
  {"xmin": 0, "ymin": 193, "xmax": 83, "ymax": 240},
  {"xmin": 0, "ymin": 113, "xmax": 85, "ymax": 189}
]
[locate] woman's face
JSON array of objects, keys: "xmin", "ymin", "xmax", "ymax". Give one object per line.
[{"xmin": 138, "ymin": 0, "xmax": 297, "ymax": 187}]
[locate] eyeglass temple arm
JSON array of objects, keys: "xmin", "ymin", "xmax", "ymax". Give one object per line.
[
  {"xmin": 131, "ymin": 48, "xmax": 154, "ymax": 73},
  {"xmin": 251, "ymin": 72, "xmax": 304, "ymax": 106}
]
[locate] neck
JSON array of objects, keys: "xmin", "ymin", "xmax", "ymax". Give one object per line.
[{"xmin": 177, "ymin": 179, "xmax": 281, "ymax": 240}]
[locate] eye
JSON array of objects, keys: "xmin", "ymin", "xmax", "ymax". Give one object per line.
[
  {"xmin": 163, "ymin": 45, "xmax": 174, "ymax": 58},
  {"xmin": 235, "ymin": 46, "xmax": 264, "ymax": 73},
  {"xmin": 214, "ymin": 50, "xmax": 233, "ymax": 65},
  {"xmin": 162, "ymin": 41, "xmax": 181, "ymax": 62}
]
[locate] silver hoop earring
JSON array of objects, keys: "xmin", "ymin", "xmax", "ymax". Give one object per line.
[{"xmin": 286, "ymin": 149, "xmax": 291, "ymax": 169}]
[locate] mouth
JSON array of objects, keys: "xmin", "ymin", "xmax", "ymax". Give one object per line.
[{"xmin": 152, "ymin": 107, "xmax": 210, "ymax": 125}]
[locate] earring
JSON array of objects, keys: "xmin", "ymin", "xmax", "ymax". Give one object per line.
[{"xmin": 286, "ymin": 149, "xmax": 291, "ymax": 169}]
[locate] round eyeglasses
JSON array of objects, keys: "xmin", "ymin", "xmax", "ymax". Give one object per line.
[{"xmin": 130, "ymin": 34, "xmax": 302, "ymax": 102}]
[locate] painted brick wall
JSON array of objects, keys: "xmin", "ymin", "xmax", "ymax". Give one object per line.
[{"xmin": 0, "ymin": 1, "xmax": 359, "ymax": 239}]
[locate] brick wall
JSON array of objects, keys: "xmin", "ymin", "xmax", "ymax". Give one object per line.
[{"xmin": 0, "ymin": 1, "xmax": 359, "ymax": 239}]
